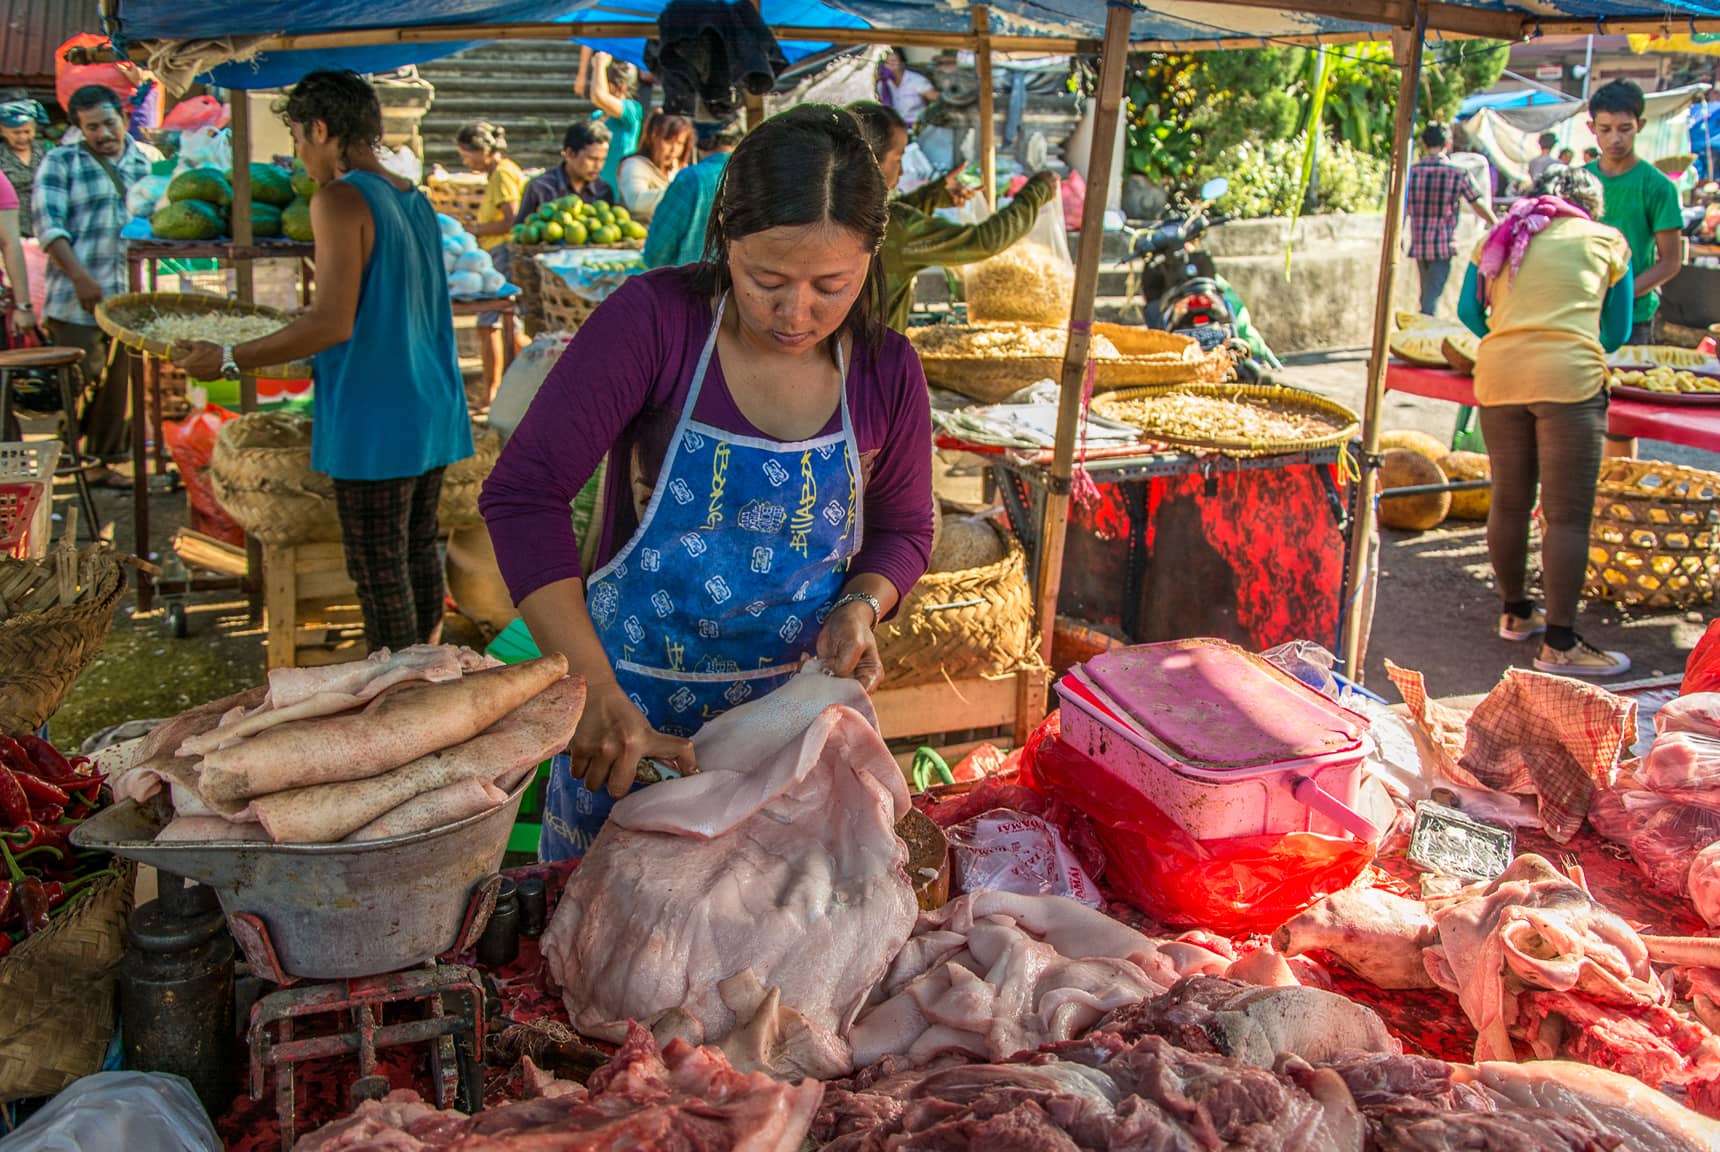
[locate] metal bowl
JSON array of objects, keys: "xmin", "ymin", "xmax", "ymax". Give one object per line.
[{"xmin": 71, "ymin": 776, "xmax": 530, "ymax": 979}]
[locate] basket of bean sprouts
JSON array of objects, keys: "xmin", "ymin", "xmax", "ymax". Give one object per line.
[
  {"xmin": 95, "ymin": 293, "xmax": 309, "ymax": 379},
  {"xmin": 1092, "ymin": 384, "xmax": 1359, "ymax": 457}
]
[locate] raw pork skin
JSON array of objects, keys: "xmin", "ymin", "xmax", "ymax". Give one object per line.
[{"xmin": 543, "ymin": 664, "xmax": 916, "ymax": 1079}]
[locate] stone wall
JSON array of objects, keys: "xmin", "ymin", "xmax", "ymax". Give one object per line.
[{"xmin": 1202, "ymin": 213, "xmax": 1488, "ymax": 354}]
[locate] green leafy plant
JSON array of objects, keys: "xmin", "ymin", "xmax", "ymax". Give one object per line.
[{"xmin": 1196, "ymin": 136, "xmax": 1390, "ymax": 219}]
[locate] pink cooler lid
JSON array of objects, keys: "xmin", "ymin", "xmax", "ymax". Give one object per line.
[{"xmin": 1080, "ymin": 639, "xmax": 1367, "ymax": 771}]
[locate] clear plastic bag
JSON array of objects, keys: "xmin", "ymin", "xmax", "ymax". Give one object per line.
[
  {"xmin": 1640, "ymin": 731, "xmax": 1720, "ymax": 807},
  {"xmin": 1657, "ymin": 693, "xmax": 1720, "ymax": 739},
  {"xmin": 962, "ymin": 197, "xmax": 1073, "ymax": 326},
  {"xmin": 946, "ymin": 806, "xmax": 1100, "ymax": 907},
  {"xmin": 0, "ymin": 1072, "xmax": 220, "ymax": 1152},
  {"xmin": 1590, "ymin": 785, "xmax": 1720, "ymax": 895}
]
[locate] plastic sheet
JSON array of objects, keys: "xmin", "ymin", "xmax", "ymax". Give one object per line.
[
  {"xmin": 1030, "ymin": 734, "xmax": 1373, "ymax": 934},
  {"xmin": 163, "ymin": 403, "xmax": 243, "ymax": 547},
  {"xmin": 1, "ymin": 1071, "xmax": 220, "ymax": 1152},
  {"xmin": 946, "ymin": 806, "xmax": 1100, "ymax": 907}
]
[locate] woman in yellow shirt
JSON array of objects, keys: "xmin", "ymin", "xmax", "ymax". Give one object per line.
[
  {"xmin": 1458, "ymin": 165, "xmax": 1635, "ymax": 677},
  {"xmin": 457, "ymin": 121, "xmax": 526, "ymax": 406}
]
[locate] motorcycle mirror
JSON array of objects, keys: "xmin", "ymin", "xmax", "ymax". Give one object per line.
[{"xmin": 1200, "ymin": 177, "xmax": 1230, "ymax": 203}]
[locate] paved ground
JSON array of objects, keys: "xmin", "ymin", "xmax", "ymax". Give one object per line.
[{"xmin": 1276, "ymin": 348, "xmax": 1717, "ymax": 696}]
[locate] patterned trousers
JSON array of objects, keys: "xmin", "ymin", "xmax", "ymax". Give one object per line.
[{"xmin": 332, "ymin": 468, "xmax": 446, "ymax": 653}]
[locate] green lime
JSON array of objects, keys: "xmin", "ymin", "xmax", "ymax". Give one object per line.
[
  {"xmin": 521, "ymin": 223, "xmax": 542, "ymax": 245},
  {"xmin": 542, "ymin": 221, "xmax": 565, "ymax": 243},
  {"xmin": 537, "ymin": 203, "xmax": 558, "ymax": 221},
  {"xmin": 566, "ymin": 222, "xmax": 588, "ymax": 246},
  {"xmin": 623, "ymin": 221, "xmax": 646, "ymax": 241},
  {"xmin": 612, "ymin": 206, "xmax": 631, "ymax": 224}
]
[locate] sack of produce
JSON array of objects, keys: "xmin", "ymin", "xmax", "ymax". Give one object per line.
[
  {"xmin": 209, "ymin": 413, "xmax": 340, "ymax": 547},
  {"xmin": 962, "ymin": 200, "xmax": 1073, "ymax": 326}
]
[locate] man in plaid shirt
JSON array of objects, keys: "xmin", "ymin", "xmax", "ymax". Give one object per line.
[
  {"xmin": 1406, "ymin": 122, "xmax": 1495, "ymax": 315},
  {"xmin": 33, "ymin": 85, "xmax": 158, "ymax": 483}
]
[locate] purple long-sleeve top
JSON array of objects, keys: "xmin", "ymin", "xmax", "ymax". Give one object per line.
[{"xmin": 480, "ymin": 267, "xmax": 935, "ymax": 611}]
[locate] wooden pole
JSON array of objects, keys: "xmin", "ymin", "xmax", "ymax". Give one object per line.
[
  {"xmin": 229, "ymin": 93, "xmax": 258, "ymax": 414},
  {"xmin": 1033, "ymin": 0, "xmax": 1131, "ymax": 667},
  {"xmin": 745, "ymin": 0, "xmax": 766, "ymax": 131},
  {"xmin": 973, "ymin": 6, "xmax": 997, "ymax": 209},
  {"xmin": 1341, "ymin": 10, "xmax": 1426, "ymax": 683}
]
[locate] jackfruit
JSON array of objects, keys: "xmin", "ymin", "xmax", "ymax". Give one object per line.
[
  {"xmin": 281, "ymin": 198, "xmax": 314, "ymax": 243},
  {"xmin": 151, "ymin": 200, "xmax": 224, "ymax": 241},
  {"xmin": 250, "ymin": 203, "xmax": 283, "ymax": 238},
  {"xmin": 249, "ymin": 163, "xmax": 296, "ymax": 207},
  {"xmin": 167, "ymin": 167, "xmax": 233, "ymax": 208}
]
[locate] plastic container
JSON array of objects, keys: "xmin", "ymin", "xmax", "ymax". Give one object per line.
[
  {"xmin": 0, "ymin": 480, "xmax": 48, "ymax": 560},
  {"xmin": 1055, "ymin": 639, "xmax": 1375, "ymax": 841}
]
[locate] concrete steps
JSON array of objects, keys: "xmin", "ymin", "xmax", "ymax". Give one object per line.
[{"xmin": 418, "ymin": 43, "xmax": 591, "ymax": 173}]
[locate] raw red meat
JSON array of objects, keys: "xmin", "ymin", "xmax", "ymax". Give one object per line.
[
  {"xmin": 1640, "ymin": 732, "xmax": 1720, "ymax": 809},
  {"xmin": 1588, "ymin": 787, "xmax": 1720, "ymax": 896},
  {"xmin": 294, "ymin": 1022, "xmax": 821, "ymax": 1152},
  {"xmin": 1659, "ymin": 694, "xmax": 1720, "ymax": 739},
  {"xmin": 1692, "ymin": 842, "xmax": 1720, "ymax": 926},
  {"xmin": 1517, "ymin": 990, "xmax": 1720, "ymax": 1117}
]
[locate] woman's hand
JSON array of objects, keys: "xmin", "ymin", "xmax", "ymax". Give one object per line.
[
  {"xmin": 569, "ymin": 679, "xmax": 696, "ymax": 800},
  {"xmin": 944, "ymin": 171, "xmax": 976, "ymax": 206},
  {"xmin": 169, "ymin": 339, "xmax": 224, "ymax": 380},
  {"xmin": 818, "ymin": 600, "xmax": 883, "ymax": 692},
  {"xmin": 9, "ymin": 307, "xmax": 33, "ymax": 337}
]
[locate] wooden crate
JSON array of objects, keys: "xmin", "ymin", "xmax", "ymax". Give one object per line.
[
  {"xmin": 261, "ymin": 542, "xmax": 367, "ymax": 670},
  {"xmin": 876, "ymin": 667, "xmax": 1049, "ymax": 767}
]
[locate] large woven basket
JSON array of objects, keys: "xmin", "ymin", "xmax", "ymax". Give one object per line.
[
  {"xmin": 509, "ymin": 243, "xmax": 557, "ymax": 336},
  {"xmin": 916, "ymin": 354, "xmax": 1062, "ymax": 404},
  {"xmin": 1092, "ymin": 383, "xmax": 1360, "ymax": 457},
  {"xmin": 440, "ymin": 426, "xmax": 502, "ymax": 530},
  {"xmin": 1092, "ymin": 323, "xmax": 1233, "ymax": 389},
  {"xmin": 1585, "ymin": 458, "xmax": 1720, "ymax": 610},
  {"xmin": 94, "ymin": 292, "xmax": 310, "ymax": 380},
  {"xmin": 538, "ymin": 272, "xmax": 598, "ymax": 336},
  {"xmin": 878, "ymin": 528, "xmax": 1043, "ymax": 689},
  {"xmin": 210, "ymin": 413, "xmax": 340, "ymax": 547},
  {"xmin": 0, "ymin": 861, "xmax": 136, "ymax": 1102},
  {"xmin": 426, "ymin": 176, "xmax": 487, "ymax": 225},
  {"xmin": 0, "ymin": 554, "xmax": 126, "ymax": 735}
]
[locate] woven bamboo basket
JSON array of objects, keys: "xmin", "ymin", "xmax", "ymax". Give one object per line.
[
  {"xmin": 210, "ymin": 413, "xmax": 340, "ymax": 547},
  {"xmin": 441, "ymin": 426, "xmax": 502, "ymax": 530},
  {"xmin": 878, "ymin": 527, "xmax": 1043, "ymax": 689},
  {"xmin": 94, "ymin": 293, "xmax": 310, "ymax": 380},
  {"xmin": 0, "ymin": 861, "xmax": 136, "ymax": 1102},
  {"xmin": 1092, "ymin": 383, "xmax": 1359, "ymax": 456},
  {"xmin": 1584, "ymin": 458, "xmax": 1720, "ymax": 610},
  {"xmin": 917, "ymin": 354, "xmax": 1063, "ymax": 404},
  {"xmin": 539, "ymin": 273, "xmax": 598, "ymax": 335},
  {"xmin": 0, "ymin": 555, "xmax": 126, "ymax": 736},
  {"xmin": 1092, "ymin": 323, "xmax": 1233, "ymax": 388},
  {"xmin": 427, "ymin": 177, "xmax": 487, "ymax": 225},
  {"xmin": 509, "ymin": 243, "xmax": 556, "ymax": 335}
]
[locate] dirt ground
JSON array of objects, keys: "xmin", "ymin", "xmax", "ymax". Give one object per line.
[{"xmin": 29, "ymin": 345, "xmax": 1720, "ymax": 747}]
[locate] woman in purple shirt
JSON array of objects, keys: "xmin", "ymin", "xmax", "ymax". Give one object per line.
[{"xmin": 481, "ymin": 104, "xmax": 934, "ymax": 813}]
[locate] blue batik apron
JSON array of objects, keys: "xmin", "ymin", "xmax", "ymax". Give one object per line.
[{"xmin": 539, "ymin": 298, "xmax": 864, "ymax": 860}]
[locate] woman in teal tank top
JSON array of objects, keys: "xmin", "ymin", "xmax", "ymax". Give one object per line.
[{"xmin": 168, "ymin": 71, "xmax": 472, "ymax": 652}]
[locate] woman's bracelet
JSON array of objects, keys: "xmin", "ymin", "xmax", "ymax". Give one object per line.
[{"xmin": 829, "ymin": 591, "xmax": 881, "ymax": 628}]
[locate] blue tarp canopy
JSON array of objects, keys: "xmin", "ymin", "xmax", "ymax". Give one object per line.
[{"xmin": 1457, "ymin": 88, "xmax": 1568, "ymax": 118}]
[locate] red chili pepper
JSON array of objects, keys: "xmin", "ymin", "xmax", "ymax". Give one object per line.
[
  {"xmin": 0, "ymin": 933, "xmax": 12, "ymax": 958},
  {"xmin": 41, "ymin": 869, "xmax": 113, "ymax": 914},
  {"xmin": 1, "ymin": 822, "xmax": 72, "ymax": 855},
  {"xmin": 0, "ymin": 879, "xmax": 12, "ymax": 926},
  {"xmin": 3, "ymin": 735, "xmax": 93, "ymax": 786},
  {"xmin": 13, "ymin": 772, "xmax": 68, "ymax": 812},
  {"xmin": 2, "ymin": 842, "xmax": 49, "ymax": 935},
  {"xmin": 0, "ymin": 765, "xmax": 28, "ymax": 827}
]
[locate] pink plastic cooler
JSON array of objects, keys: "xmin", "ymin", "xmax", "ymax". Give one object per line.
[{"xmin": 1055, "ymin": 638, "xmax": 1377, "ymax": 841}]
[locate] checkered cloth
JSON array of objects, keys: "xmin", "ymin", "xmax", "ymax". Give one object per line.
[
  {"xmin": 32, "ymin": 140, "xmax": 156, "ymax": 325},
  {"xmin": 1387, "ymin": 662, "xmax": 1635, "ymax": 844},
  {"xmin": 1406, "ymin": 156, "xmax": 1481, "ymax": 263}
]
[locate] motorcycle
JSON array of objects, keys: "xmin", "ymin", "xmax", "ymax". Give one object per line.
[{"xmin": 1130, "ymin": 177, "xmax": 1279, "ymax": 382}]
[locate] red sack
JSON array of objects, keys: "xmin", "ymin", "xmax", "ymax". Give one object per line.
[
  {"xmin": 162, "ymin": 404, "xmax": 243, "ymax": 547},
  {"xmin": 55, "ymin": 35, "xmax": 136, "ymax": 118},
  {"xmin": 161, "ymin": 95, "xmax": 230, "ymax": 132},
  {"xmin": 1685, "ymin": 619, "xmax": 1720, "ymax": 696},
  {"xmin": 1028, "ymin": 734, "xmax": 1374, "ymax": 935}
]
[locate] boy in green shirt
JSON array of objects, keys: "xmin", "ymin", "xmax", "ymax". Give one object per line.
[{"xmin": 1585, "ymin": 79, "xmax": 1683, "ymax": 344}]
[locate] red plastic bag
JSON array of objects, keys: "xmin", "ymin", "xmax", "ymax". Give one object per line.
[
  {"xmin": 1028, "ymin": 734, "xmax": 1374, "ymax": 935},
  {"xmin": 950, "ymin": 743, "xmax": 1010, "ymax": 783},
  {"xmin": 161, "ymin": 95, "xmax": 230, "ymax": 132},
  {"xmin": 55, "ymin": 34, "xmax": 136, "ymax": 118},
  {"xmin": 1060, "ymin": 169, "xmax": 1087, "ymax": 232},
  {"xmin": 162, "ymin": 404, "xmax": 243, "ymax": 547},
  {"xmin": 1686, "ymin": 620, "xmax": 1720, "ymax": 696}
]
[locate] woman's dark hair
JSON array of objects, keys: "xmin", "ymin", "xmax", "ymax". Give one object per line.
[
  {"xmin": 848, "ymin": 101, "xmax": 907, "ymax": 164},
  {"xmin": 456, "ymin": 121, "xmax": 507, "ymax": 154},
  {"xmin": 563, "ymin": 120, "xmax": 612, "ymax": 155},
  {"xmin": 1420, "ymin": 122, "xmax": 1449, "ymax": 150},
  {"xmin": 1534, "ymin": 165, "xmax": 1604, "ymax": 218},
  {"xmin": 634, "ymin": 110, "xmax": 693, "ymax": 167},
  {"xmin": 67, "ymin": 84, "xmax": 122, "ymax": 123},
  {"xmin": 692, "ymin": 104, "xmax": 889, "ymax": 354},
  {"xmin": 282, "ymin": 71, "xmax": 382, "ymax": 153},
  {"xmin": 1589, "ymin": 78, "xmax": 1645, "ymax": 121}
]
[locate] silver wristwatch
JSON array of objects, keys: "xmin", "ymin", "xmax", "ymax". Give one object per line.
[
  {"xmin": 219, "ymin": 344, "xmax": 241, "ymax": 381},
  {"xmin": 830, "ymin": 591, "xmax": 881, "ymax": 626}
]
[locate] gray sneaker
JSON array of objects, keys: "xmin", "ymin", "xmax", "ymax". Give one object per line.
[{"xmin": 1534, "ymin": 640, "xmax": 1631, "ymax": 678}]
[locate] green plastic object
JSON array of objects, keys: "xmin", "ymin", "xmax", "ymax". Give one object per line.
[
  {"xmin": 1451, "ymin": 405, "xmax": 1488, "ymax": 454},
  {"xmin": 487, "ymin": 618, "xmax": 551, "ymax": 858},
  {"xmin": 486, "ymin": 617, "xmax": 542, "ymax": 665}
]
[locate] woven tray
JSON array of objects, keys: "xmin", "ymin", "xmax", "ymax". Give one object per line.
[
  {"xmin": 0, "ymin": 554, "xmax": 126, "ymax": 735},
  {"xmin": 1585, "ymin": 458, "xmax": 1720, "ymax": 610},
  {"xmin": 94, "ymin": 292, "xmax": 310, "ymax": 380},
  {"xmin": 0, "ymin": 860, "xmax": 136, "ymax": 1102},
  {"xmin": 878, "ymin": 527, "xmax": 1044, "ymax": 689},
  {"xmin": 917, "ymin": 354, "xmax": 1062, "ymax": 405},
  {"xmin": 427, "ymin": 177, "xmax": 487, "ymax": 224},
  {"xmin": 1092, "ymin": 383, "xmax": 1360, "ymax": 456}
]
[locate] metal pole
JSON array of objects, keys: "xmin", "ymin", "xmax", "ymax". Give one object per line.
[
  {"xmin": 973, "ymin": 6, "xmax": 997, "ymax": 209},
  {"xmin": 1341, "ymin": 9, "xmax": 1426, "ymax": 683},
  {"xmin": 1034, "ymin": 0, "xmax": 1132, "ymax": 666},
  {"xmin": 1581, "ymin": 34, "xmax": 1595, "ymax": 101}
]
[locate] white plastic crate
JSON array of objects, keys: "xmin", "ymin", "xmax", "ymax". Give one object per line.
[{"xmin": 0, "ymin": 440, "xmax": 61, "ymax": 484}]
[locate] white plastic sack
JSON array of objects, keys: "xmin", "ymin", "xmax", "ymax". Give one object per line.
[
  {"xmin": 488, "ymin": 334, "xmax": 572, "ymax": 442},
  {"xmin": 377, "ymin": 144, "xmax": 422, "ymax": 186},
  {"xmin": 127, "ymin": 174, "xmax": 172, "ymax": 219},
  {"xmin": 947, "ymin": 807, "xmax": 1100, "ymax": 907},
  {"xmin": 0, "ymin": 1071, "xmax": 221, "ymax": 1152},
  {"xmin": 177, "ymin": 127, "xmax": 230, "ymax": 172}
]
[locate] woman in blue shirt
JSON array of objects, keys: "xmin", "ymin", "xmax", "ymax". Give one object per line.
[{"xmin": 170, "ymin": 71, "xmax": 472, "ymax": 652}]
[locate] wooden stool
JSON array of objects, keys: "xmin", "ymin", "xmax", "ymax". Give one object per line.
[{"xmin": 0, "ymin": 346, "xmax": 104, "ymax": 543}]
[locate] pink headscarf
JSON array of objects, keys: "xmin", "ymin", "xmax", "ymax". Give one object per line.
[{"xmin": 1477, "ymin": 194, "xmax": 1590, "ymax": 300}]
